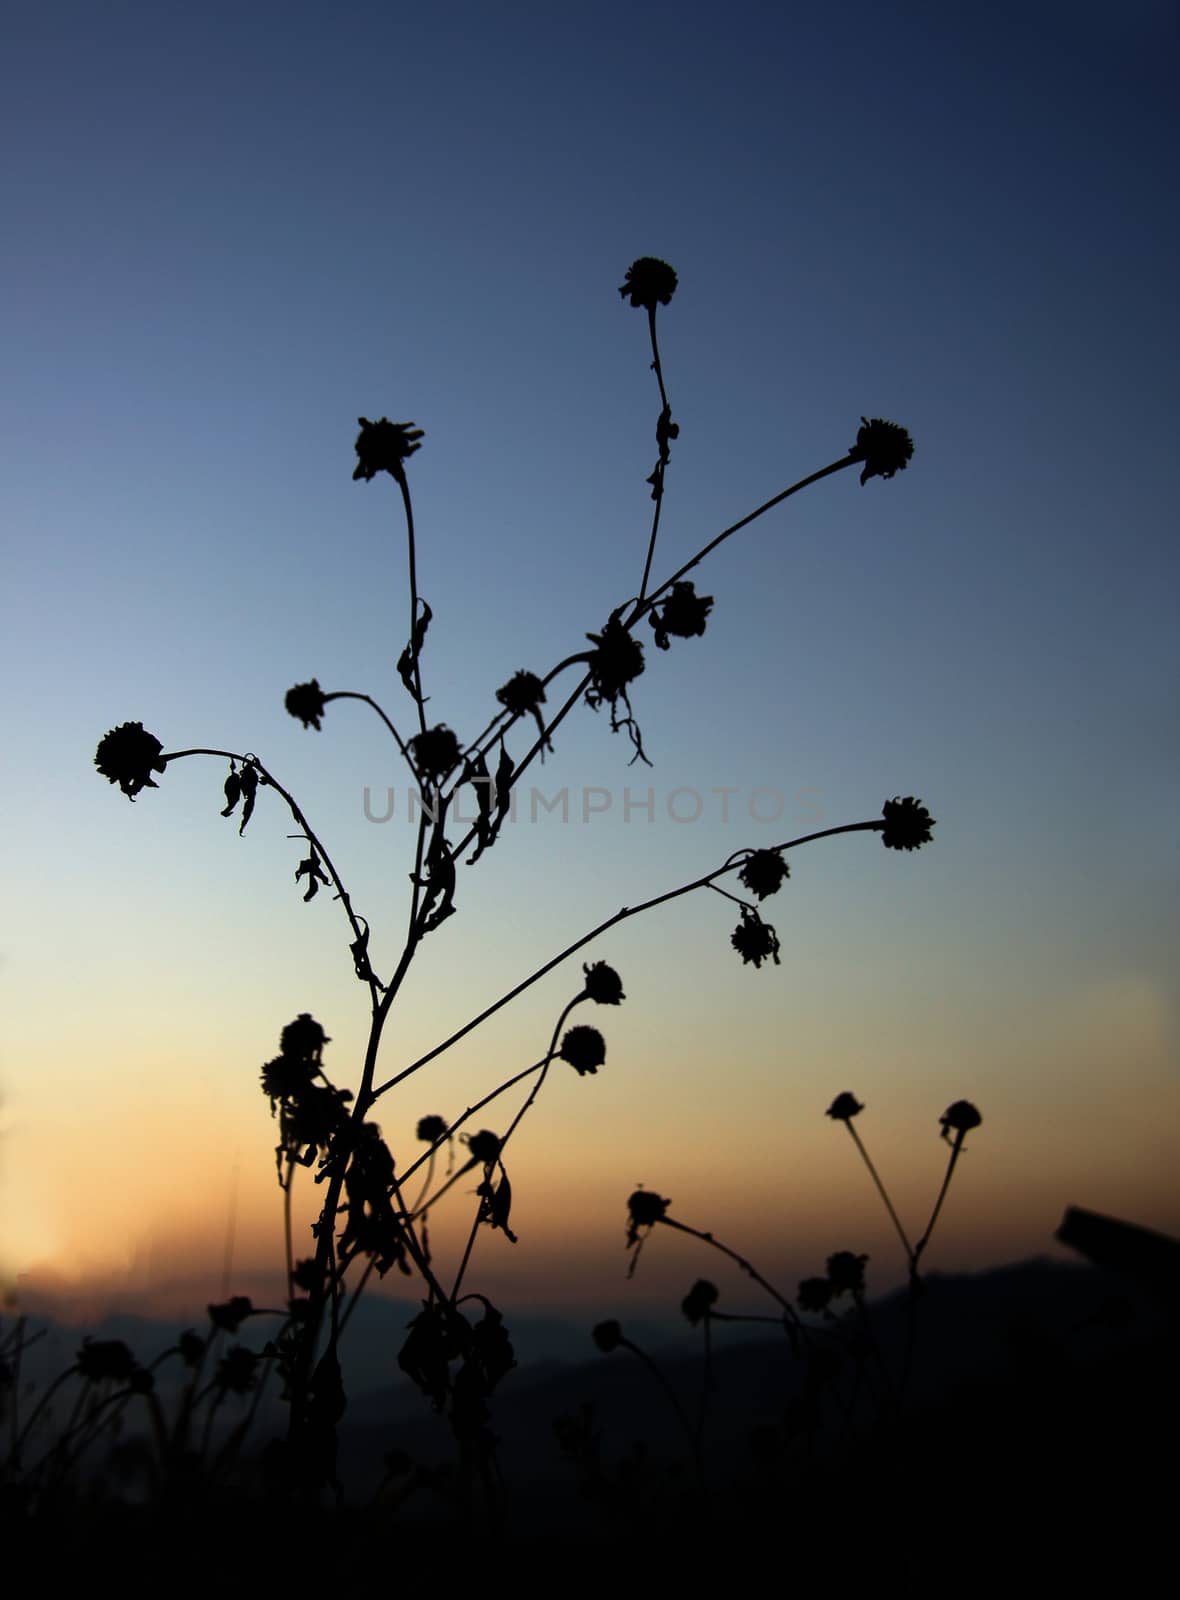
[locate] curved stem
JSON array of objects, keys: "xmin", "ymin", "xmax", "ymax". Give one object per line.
[
  {"xmin": 633, "ymin": 454, "xmax": 856, "ymax": 622},
  {"xmin": 11, "ymin": 1364, "xmax": 78, "ymax": 1466},
  {"xmin": 398, "ymin": 473, "xmax": 428, "ymax": 739},
  {"xmin": 913, "ymin": 1133, "xmax": 966, "ymax": 1267},
  {"xmin": 638, "ymin": 303, "xmax": 671, "ymax": 602},
  {"xmin": 324, "ymin": 691, "xmax": 415, "ymax": 773},
  {"xmin": 159, "ymin": 747, "xmax": 380, "ymax": 1012},
  {"xmin": 844, "ymin": 1123, "xmax": 914, "ymax": 1262},
  {"xmin": 619, "ymin": 1334, "xmax": 704, "ymax": 1487},
  {"xmin": 373, "ymin": 819, "xmax": 882, "ymax": 1099},
  {"xmin": 657, "ymin": 1216, "xmax": 801, "ymax": 1331},
  {"xmin": 448, "ymin": 995, "xmax": 585, "ymax": 1303},
  {"xmin": 398, "ymin": 1059, "xmax": 546, "ymax": 1194}
]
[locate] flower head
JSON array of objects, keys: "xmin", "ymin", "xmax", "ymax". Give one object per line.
[
  {"xmin": 649, "ymin": 581, "xmax": 713, "ymax": 650},
  {"xmin": 353, "ymin": 417, "xmax": 424, "ymax": 482},
  {"xmin": 797, "ymin": 1277, "xmax": 835, "ymax": 1314},
  {"xmin": 207, "ymin": 1296, "xmax": 254, "ymax": 1334},
  {"xmin": 592, "ymin": 1320, "xmax": 624, "ymax": 1354},
  {"xmin": 939, "ymin": 1101, "xmax": 983, "ymax": 1143},
  {"xmin": 178, "ymin": 1331, "xmax": 206, "ymax": 1367},
  {"xmin": 881, "ymin": 796, "xmax": 935, "ymax": 852},
  {"xmin": 585, "ymin": 614, "xmax": 645, "ymax": 706},
  {"xmin": 826, "ymin": 1251, "xmax": 869, "ymax": 1297},
  {"xmin": 850, "ymin": 417, "xmax": 913, "ymax": 485},
  {"xmin": 618, "ymin": 257, "xmax": 678, "ymax": 310},
  {"xmin": 216, "ymin": 1345, "xmax": 261, "ymax": 1396},
  {"xmin": 495, "ymin": 670, "xmax": 546, "ymax": 717},
  {"xmin": 409, "ymin": 725, "xmax": 461, "ymax": 786},
  {"xmin": 682, "ymin": 1279, "xmax": 719, "ymax": 1326},
  {"xmin": 560, "ymin": 1025, "xmax": 607, "ymax": 1076},
  {"xmin": 285, "ymin": 680, "xmax": 327, "ymax": 731},
  {"xmin": 260, "ymin": 1053, "xmax": 315, "ymax": 1105},
  {"xmin": 465, "ymin": 1129, "xmax": 502, "ymax": 1164},
  {"xmin": 280, "ymin": 1014, "xmax": 329, "ymax": 1063},
  {"xmin": 95, "ymin": 722, "xmax": 166, "ymax": 800},
  {"xmin": 582, "ymin": 960, "xmax": 625, "ymax": 1006},
  {"xmin": 731, "ymin": 906, "xmax": 782, "ymax": 969},
  {"xmin": 738, "ymin": 848, "xmax": 790, "ymax": 901},
  {"xmin": 416, "ymin": 1114, "xmax": 448, "ymax": 1144},
  {"xmin": 826, "ymin": 1092, "xmax": 864, "ymax": 1122},
  {"xmin": 626, "ymin": 1188, "xmax": 670, "ymax": 1248},
  {"xmin": 76, "ymin": 1338, "xmax": 138, "ymax": 1383}
]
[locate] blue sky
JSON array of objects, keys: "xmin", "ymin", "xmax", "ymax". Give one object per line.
[{"xmin": 2, "ymin": 0, "xmax": 1177, "ymax": 1316}]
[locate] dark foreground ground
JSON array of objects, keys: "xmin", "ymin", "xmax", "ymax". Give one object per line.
[{"xmin": 8, "ymin": 1262, "xmax": 1177, "ymax": 1590}]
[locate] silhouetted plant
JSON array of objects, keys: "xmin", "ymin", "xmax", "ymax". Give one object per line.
[{"xmin": 72, "ymin": 256, "xmax": 935, "ymax": 1523}]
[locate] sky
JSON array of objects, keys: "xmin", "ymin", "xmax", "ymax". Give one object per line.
[{"xmin": 2, "ymin": 0, "xmax": 1178, "ymax": 1342}]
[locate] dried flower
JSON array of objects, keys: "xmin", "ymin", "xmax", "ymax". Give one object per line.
[
  {"xmin": 585, "ymin": 613, "xmax": 645, "ymax": 706},
  {"xmin": 291, "ymin": 1259, "xmax": 321, "ymax": 1294},
  {"xmin": 626, "ymin": 1189, "xmax": 670, "ymax": 1248},
  {"xmin": 560, "ymin": 1025, "xmax": 607, "ymax": 1076},
  {"xmin": 280, "ymin": 1014, "xmax": 329, "ymax": 1062},
  {"xmin": 592, "ymin": 1320, "xmax": 624, "ymax": 1354},
  {"xmin": 207, "ymin": 1296, "xmax": 254, "ymax": 1334},
  {"xmin": 881, "ymin": 795, "xmax": 935, "ymax": 851},
  {"xmin": 649, "ymin": 581, "xmax": 713, "ymax": 651},
  {"xmin": 76, "ymin": 1338, "xmax": 138, "ymax": 1383},
  {"xmin": 731, "ymin": 906, "xmax": 781, "ymax": 969},
  {"xmin": 285, "ymin": 680, "xmax": 327, "ymax": 731},
  {"xmin": 850, "ymin": 417, "xmax": 913, "ymax": 485},
  {"xmin": 95, "ymin": 722, "xmax": 166, "ymax": 800},
  {"xmin": 260, "ymin": 1053, "xmax": 315, "ymax": 1104},
  {"xmin": 416, "ymin": 1114, "xmax": 448, "ymax": 1144},
  {"xmin": 826, "ymin": 1252, "xmax": 869, "ymax": 1297},
  {"xmin": 178, "ymin": 1330, "xmax": 205, "ymax": 1367},
  {"xmin": 618, "ymin": 258, "xmax": 678, "ymax": 310},
  {"xmin": 797, "ymin": 1277, "xmax": 834, "ymax": 1314},
  {"xmin": 495, "ymin": 670, "xmax": 546, "ymax": 717},
  {"xmin": 465, "ymin": 1129, "xmax": 502, "ymax": 1164},
  {"xmin": 582, "ymin": 961, "xmax": 625, "ymax": 1006},
  {"xmin": 216, "ymin": 1345, "xmax": 260, "ymax": 1395},
  {"xmin": 738, "ymin": 848, "xmax": 790, "ymax": 901},
  {"xmin": 826, "ymin": 1092, "xmax": 864, "ymax": 1122},
  {"xmin": 939, "ymin": 1101, "xmax": 983, "ymax": 1142},
  {"xmin": 353, "ymin": 417, "xmax": 424, "ymax": 482},
  {"xmin": 682, "ymin": 1279, "xmax": 719, "ymax": 1326},
  {"xmin": 409, "ymin": 725, "xmax": 461, "ymax": 786}
]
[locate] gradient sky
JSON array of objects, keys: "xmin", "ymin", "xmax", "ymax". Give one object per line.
[{"xmin": 3, "ymin": 0, "xmax": 1178, "ymax": 1331}]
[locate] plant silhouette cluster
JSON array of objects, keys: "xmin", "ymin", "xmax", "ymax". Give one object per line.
[{"xmin": 11, "ymin": 257, "xmax": 951, "ymax": 1550}]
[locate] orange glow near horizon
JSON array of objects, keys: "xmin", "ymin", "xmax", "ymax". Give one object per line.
[{"xmin": 5, "ymin": 959, "xmax": 1177, "ymax": 1330}]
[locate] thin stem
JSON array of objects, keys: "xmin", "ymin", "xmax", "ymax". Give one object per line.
[
  {"xmin": 638, "ymin": 304, "xmax": 671, "ymax": 602},
  {"xmin": 398, "ymin": 1059, "xmax": 546, "ymax": 1193},
  {"xmin": 449, "ymin": 1205, "xmax": 484, "ymax": 1304},
  {"xmin": 913, "ymin": 1132, "xmax": 967, "ymax": 1268},
  {"xmin": 373, "ymin": 820, "xmax": 882, "ymax": 1098},
  {"xmin": 324, "ymin": 691, "xmax": 415, "ymax": 773},
  {"xmin": 844, "ymin": 1123, "xmax": 914, "ymax": 1261},
  {"xmin": 900, "ymin": 1132, "xmax": 968, "ymax": 1396},
  {"xmin": 159, "ymin": 747, "xmax": 380, "ymax": 1012},
  {"xmin": 634, "ymin": 454, "xmax": 857, "ymax": 621},
  {"xmin": 11, "ymin": 1363, "xmax": 77, "ymax": 1466},
  {"xmin": 449, "ymin": 996, "xmax": 583, "ymax": 1303},
  {"xmin": 619, "ymin": 1335, "xmax": 704, "ymax": 1487},
  {"xmin": 283, "ymin": 1156, "xmax": 296, "ymax": 1302},
  {"xmin": 398, "ymin": 473, "xmax": 428, "ymax": 739},
  {"xmin": 337, "ymin": 1256, "xmax": 377, "ymax": 1341},
  {"xmin": 657, "ymin": 1217, "xmax": 801, "ymax": 1332}
]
